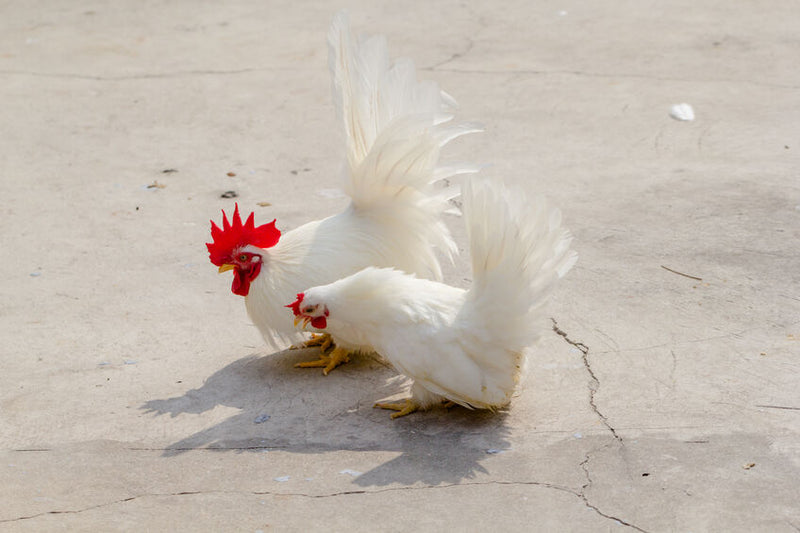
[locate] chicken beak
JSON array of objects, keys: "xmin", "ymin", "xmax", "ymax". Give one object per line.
[
  {"xmin": 218, "ymin": 264, "xmax": 236, "ymax": 273},
  {"xmin": 293, "ymin": 316, "xmax": 312, "ymax": 329}
]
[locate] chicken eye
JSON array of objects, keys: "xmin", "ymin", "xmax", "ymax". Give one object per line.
[
  {"xmin": 303, "ymin": 306, "xmax": 315, "ymax": 314},
  {"xmin": 239, "ymin": 253, "xmax": 248, "ymax": 262}
]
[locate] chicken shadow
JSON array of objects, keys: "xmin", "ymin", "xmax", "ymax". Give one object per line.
[{"xmin": 141, "ymin": 348, "xmax": 512, "ymax": 486}]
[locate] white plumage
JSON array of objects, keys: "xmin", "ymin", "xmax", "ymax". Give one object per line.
[
  {"xmin": 292, "ymin": 178, "xmax": 577, "ymax": 416},
  {"xmin": 208, "ymin": 12, "xmax": 478, "ymax": 371}
]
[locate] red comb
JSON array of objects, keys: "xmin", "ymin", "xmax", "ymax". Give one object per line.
[
  {"xmin": 285, "ymin": 293, "xmax": 304, "ymax": 316},
  {"xmin": 206, "ymin": 203, "xmax": 281, "ymax": 266}
]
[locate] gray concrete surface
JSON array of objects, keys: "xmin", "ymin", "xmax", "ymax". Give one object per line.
[{"xmin": 1, "ymin": 1, "xmax": 799, "ymax": 531}]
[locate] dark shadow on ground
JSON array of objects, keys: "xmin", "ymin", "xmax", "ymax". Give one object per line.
[{"xmin": 141, "ymin": 348, "xmax": 511, "ymax": 486}]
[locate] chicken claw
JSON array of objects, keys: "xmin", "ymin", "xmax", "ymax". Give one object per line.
[
  {"xmin": 373, "ymin": 399, "xmax": 419, "ymax": 419},
  {"xmin": 290, "ymin": 333, "xmax": 334, "ymax": 352},
  {"xmin": 294, "ymin": 346, "xmax": 350, "ymax": 375}
]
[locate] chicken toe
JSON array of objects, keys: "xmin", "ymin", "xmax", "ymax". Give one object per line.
[
  {"xmin": 294, "ymin": 346, "xmax": 349, "ymax": 375},
  {"xmin": 290, "ymin": 333, "xmax": 334, "ymax": 352},
  {"xmin": 373, "ymin": 399, "xmax": 419, "ymax": 419}
]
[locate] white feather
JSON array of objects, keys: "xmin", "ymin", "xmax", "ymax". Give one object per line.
[
  {"xmin": 299, "ymin": 178, "xmax": 576, "ymax": 409},
  {"xmin": 238, "ymin": 12, "xmax": 477, "ymax": 350}
]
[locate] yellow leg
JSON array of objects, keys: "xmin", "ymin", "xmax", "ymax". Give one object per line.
[
  {"xmin": 290, "ymin": 333, "xmax": 333, "ymax": 352},
  {"xmin": 374, "ymin": 399, "xmax": 419, "ymax": 419},
  {"xmin": 294, "ymin": 346, "xmax": 350, "ymax": 375}
]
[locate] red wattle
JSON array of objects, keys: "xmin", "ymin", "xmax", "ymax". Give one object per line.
[{"xmin": 230, "ymin": 262, "xmax": 262, "ymax": 297}]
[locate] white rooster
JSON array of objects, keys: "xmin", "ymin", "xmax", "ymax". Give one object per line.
[
  {"xmin": 288, "ymin": 178, "xmax": 577, "ymax": 417},
  {"xmin": 207, "ymin": 12, "xmax": 479, "ymax": 373}
]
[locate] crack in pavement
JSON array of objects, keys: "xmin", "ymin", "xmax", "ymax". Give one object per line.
[
  {"xmin": 549, "ymin": 322, "xmax": 647, "ymax": 531},
  {"xmin": 579, "ymin": 448, "xmax": 650, "ymax": 533},
  {"xmin": 0, "ymin": 67, "xmax": 311, "ymax": 81},
  {"xmin": 0, "ymin": 480, "xmax": 574, "ymax": 523},
  {"xmin": 425, "ymin": 66, "xmax": 800, "ymax": 91},
  {"xmin": 755, "ymin": 404, "xmax": 800, "ymax": 411},
  {"xmin": 551, "ymin": 319, "xmax": 621, "ymax": 441},
  {"xmin": 2, "ymin": 478, "xmax": 652, "ymax": 530},
  {"xmin": 429, "ymin": 38, "xmax": 475, "ymax": 70},
  {"xmin": 3, "ymin": 59, "xmax": 797, "ymax": 92},
  {"xmin": 1, "ymin": 495, "xmax": 143, "ymax": 523}
]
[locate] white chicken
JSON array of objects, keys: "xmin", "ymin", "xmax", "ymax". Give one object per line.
[
  {"xmin": 207, "ymin": 12, "xmax": 479, "ymax": 374},
  {"xmin": 288, "ymin": 178, "xmax": 577, "ymax": 417}
]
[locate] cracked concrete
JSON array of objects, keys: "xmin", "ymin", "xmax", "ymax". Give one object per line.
[
  {"xmin": 2, "ymin": 1, "xmax": 799, "ymax": 531},
  {"xmin": 579, "ymin": 446, "xmax": 648, "ymax": 533},
  {"xmin": 0, "ymin": 68, "xmax": 306, "ymax": 81},
  {"xmin": 552, "ymin": 319, "xmax": 621, "ymax": 441},
  {"xmin": 4, "ymin": 480, "xmax": 580, "ymax": 523},
  {"xmin": 431, "ymin": 67, "xmax": 800, "ymax": 91},
  {"xmin": 9, "ymin": 479, "xmax": 647, "ymax": 530}
]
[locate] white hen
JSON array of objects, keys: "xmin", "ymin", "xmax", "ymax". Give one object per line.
[
  {"xmin": 207, "ymin": 12, "xmax": 479, "ymax": 373},
  {"xmin": 289, "ymin": 178, "xmax": 577, "ymax": 417}
]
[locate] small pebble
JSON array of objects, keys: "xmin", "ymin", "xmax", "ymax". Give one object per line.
[
  {"xmin": 274, "ymin": 476, "xmax": 290, "ymax": 482},
  {"xmin": 123, "ymin": 360, "xmax": 137, "ymax": 365},
  {"xmin": 30, "ymin": 272, "xmax": 41, "ymax": 277},
  {"xmin": 221, "ymin": 190, "xmax": 238, "ymax": 198},
  {"xmin": 254, "ymin": 414, "xmax": 271, "ymax": 424},
  {"xmin": 486, "ymin": 449, "xmax": 507, "ymax": 455},
  {"xmin": 339, "ymin": 469, "xmax": 362, "ymax": 477}
]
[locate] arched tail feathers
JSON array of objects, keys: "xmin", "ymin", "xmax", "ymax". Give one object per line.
[
  {"xmin": 463, "ymin": 178, "xmax": 577, "ymax": 350},
  {"xmin": 328, "ymin": 11, "xmax": 481, "ymax": 278}
]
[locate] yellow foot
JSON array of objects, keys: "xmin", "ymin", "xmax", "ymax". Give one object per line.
[
  {"xmin": 290, "ymin": 333, "xmax": 333, "ymax": 352},
  {"xmin": 294, "ymin": 346, "xmax": 350, "ymax": 375},
  {"xmin": 374, "ymin": 399, "xmax": 420, "ymax": 419}
]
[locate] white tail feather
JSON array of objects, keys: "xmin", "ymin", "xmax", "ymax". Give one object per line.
[
  {"xmin": 463, "ymin": 178, "xmax": 577, "ymax": 350},
  {"xmin": 329, "ymin": 11, "xmax": 480, "ymax": 279},
  {"xmin": 328, "ymin": 11, "xmax": 457, "ymax": 173}
]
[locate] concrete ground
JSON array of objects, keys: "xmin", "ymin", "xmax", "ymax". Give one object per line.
[{"xmin": 1, "ymin": 1, "xmax": 798, "ymax": 531}]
